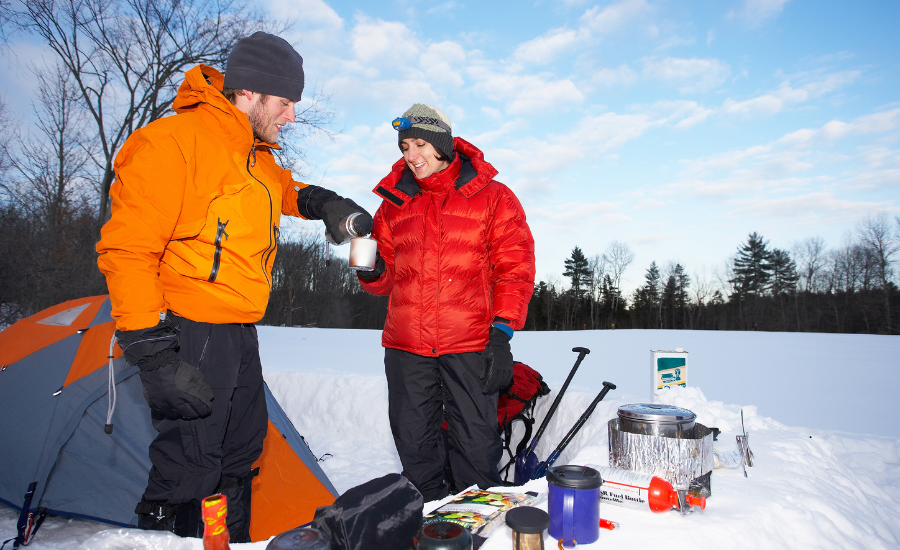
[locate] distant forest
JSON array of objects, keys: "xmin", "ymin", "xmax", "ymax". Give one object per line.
[
  {"xmin": 525, "ymin": 215, "xmax": 899, "ymax": 335},
  {"xmin": 0, "ymin": 0, "xmax": 897, "ymax": 334},
  {"xmin": 2, "ymin": 196, "xmax": 898, "ymax": 335}
]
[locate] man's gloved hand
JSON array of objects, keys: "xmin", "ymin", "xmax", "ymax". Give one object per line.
[
  {"xmin": 356, "ymin": 250, "xmax": 385, "ymax": 280},
  {"xmin": 117, "ymin": 320, "xmax": 213, "ymax": 420},
  {"xmin": 321, "ymin": 198, "xmax": 374, "ymax": 244},
  {"xmin": 136, "ymin": 349, "xmax": 214, "ymax": 420},
  {"xmin": 480, "ymin": 326, "xmax": 514, "ymax": 394}
]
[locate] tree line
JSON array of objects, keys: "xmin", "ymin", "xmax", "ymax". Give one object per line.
[{"xmin": 530, "ymin": 214, "xmax": 900, "ymax": 335}]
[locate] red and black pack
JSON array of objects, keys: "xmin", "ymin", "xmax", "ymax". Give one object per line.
[{"xmin": 497, "ymin": 361, "xmax": 550, "ymax": 482}]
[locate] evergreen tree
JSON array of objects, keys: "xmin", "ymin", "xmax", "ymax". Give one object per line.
[
  {"xmin": 730, "ymin": 232, "xmax": 773, "ymax": 298},
  {"xmin": 632, "ymin": 261, "xmax": 661, "ymax": 328},
  {"xmin": 563, "ymin": 246, "xmax": 591, "ymax": 295},
  {"xmin": 770, "ymin": 249, "xmax": 799, "ymax": 295},
  {"xmin": 673, "ymin": 263, "xmax": 690, "ymax": 328},
  {"xmin": 661, "ymin": 274, "xmax": 677, "ymax": 328}
]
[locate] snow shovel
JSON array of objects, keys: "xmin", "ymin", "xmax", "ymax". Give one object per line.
[
  {"xmin": 514, "ymin": 347, "xmax": 590, "ymax": 485},
  {"xmin": 530, "ymin": 381, "xmax": 617, "ymax": 480}
]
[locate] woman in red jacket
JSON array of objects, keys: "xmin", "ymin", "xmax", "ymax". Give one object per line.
[{"xmin": 358, "ymin": 104, "xmax": 535, "ymax": 500}]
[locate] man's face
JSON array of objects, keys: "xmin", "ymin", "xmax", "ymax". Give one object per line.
[{"xmin": 247, "ymin": 93, "xmax": 296, "ymax": 143}]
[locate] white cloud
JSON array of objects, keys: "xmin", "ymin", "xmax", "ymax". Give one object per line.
[
  {"xmin": 507, "ymin": 0, "xmax": 651, "ymax": 68},
  {"xmin": 351, "ymin": 17, "xmax": 420, "ymax": 70},
  {"xmin": 513, "ymin": 28, "xmax": 584, "ymax": 65},
  {"xmin": 641, "ymin": 57, "xmax": 731, "ymax": 93},
  {"xmin": 650, "ymin": 100, "xmax": 714, "ymax": 129},
  {"xmin": 654, "ymin": 36, "xmax": 697, "ymax": 52},
  {"xmin": 730, "ymin": 193, "xmax": 892, "ymax": 224},
  {"xmin": 721, "ymin": 71, "xmax": 861, "ymax": 117},
  {"xmin": 775, "ymin": 108, "xmax": 900, "ymax": 147},
  {"xmin": 269, "ymin": 0, "xmax": 343, "ymax": 28},
  {"xmin": 589, "ymin": 65, "xmax": 639, "ymax": 87},
  {"xmin": 508, "ymin": 80, "xmax": 585, "ymax": 114},
  {"xmin": 658, "ymin": 108, "xmax": 900, "ymax": 217},
  {"xmin": 420, "ymin": 41, "xmax": 467, "ymax": 88},
  {"xmin": 732, "ymin": 0, "xmax": 791, "ymax": 24},
  {"xmin": 468, "ymin": 67, "xmax": 585, "ymax": 115},
  {"xmin": 426, "ymin": 1, "xmax": 458, "ymax": 15},
  {"xmin": 580, "ymin": 0, "xmax": 651, "ymax": 34},
  {"xmin": 324, "ymin": 75, "xmax": 438, "ymax": 114},
  {"xmin": 723, "ymin": 92, "xmax": 796, "ymax": 116},
  {"xmin": 635, "ymin": 199, "xmax": 667, "ymax": 209},
  {"xmin": 801, "ymin": 70, "xmax": 861, "ymax": 97}
]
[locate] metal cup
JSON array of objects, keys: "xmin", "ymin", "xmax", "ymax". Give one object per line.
[{"xmin": 348, "ymin": 236, "xmax": 378, "ymax": 271}]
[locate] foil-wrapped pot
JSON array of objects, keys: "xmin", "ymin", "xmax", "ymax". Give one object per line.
[{"xmin": 608, "ymin": 416, "xmax": 714, "ymax": 494}]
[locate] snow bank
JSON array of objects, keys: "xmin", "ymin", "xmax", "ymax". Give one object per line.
[{"xmin": 2, "ymin": 329, "xmax": 899, "ymax": 549}]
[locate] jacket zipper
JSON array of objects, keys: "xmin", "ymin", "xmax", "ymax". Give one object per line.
[
  {"xmin": 264, "ymin": 225, "xmax": 280, "ymax": 275},
  {"xmin": 246, "ymin": 145, "xmax": 276, "ymax": 287},
  {"xmin": 208, "ymin": 218, "xmax": 229, "ymax": 282}
]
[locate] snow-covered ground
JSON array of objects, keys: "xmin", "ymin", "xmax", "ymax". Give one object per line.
[{"xmin": 2, "ymin": 328, "xmax": 899, "ymax": 549}]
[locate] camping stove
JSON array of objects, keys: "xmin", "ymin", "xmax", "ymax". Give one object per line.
[{"xmin": 608, "ymin": 404, "xmax": 714, "ymax": 502}]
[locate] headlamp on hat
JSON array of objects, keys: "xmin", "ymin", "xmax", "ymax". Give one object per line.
[{"xmin": 392, "ymin": 117, "xmax": 452, "ymax": 133}]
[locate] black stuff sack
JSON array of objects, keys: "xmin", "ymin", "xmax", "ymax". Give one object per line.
[{"xmin": 311, "ymin": 473, "xmax": 424, "ymax": 550}]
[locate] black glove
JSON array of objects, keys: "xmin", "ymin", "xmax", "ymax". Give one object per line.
[
  {"xmin": 356, "ymin": 250, "xmax": 385, "ymax": 280},
  {"xmin": 480, "ymin": 326, "xmax": 514, "ymax": 394},
  {"xmin": 321, "ymin": 198, "xmax": 374, "ymax": 244},
  {"xmin": 117, "ymin": 320, "xmax": 213, "ymax": 420},
  {"xmin": 296, "ymin": 186, "xmax": 374, "ymax": 243}
]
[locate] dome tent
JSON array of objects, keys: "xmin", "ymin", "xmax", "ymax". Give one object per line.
[{"xmin": 0, "ymin": 295, "xmax": 337, "ymax": 545}]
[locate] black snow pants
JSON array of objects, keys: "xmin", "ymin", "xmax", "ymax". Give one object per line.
[
  {"xmin": 137, "ymin": 314, "xmax": 268, "ymax": 541},
  {"xmin": 385, "ymin": 349, "xmax": 502, "ymax": 502}
]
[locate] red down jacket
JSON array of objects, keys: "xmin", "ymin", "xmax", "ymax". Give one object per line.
[{"xmin": 359, "ymin": 137, "xmax": 535, "ymax": 356}]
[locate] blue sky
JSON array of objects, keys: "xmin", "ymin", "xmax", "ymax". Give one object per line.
[
  {"xmin": 3, "ymin": 0, "xmax": 898, "ymax": 294},
  {"xmin": 270, "ymin": 0, "xmax": 899, "ymax": 292}
]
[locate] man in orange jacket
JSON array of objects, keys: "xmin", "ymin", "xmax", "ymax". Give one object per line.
[{"xmin": 96, "ymin": 32, "xmax": 372, "ymax": 541}]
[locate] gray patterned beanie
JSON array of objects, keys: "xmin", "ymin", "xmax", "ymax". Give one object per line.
[{"xmin": 395, "ymin": 104, "xmax": 454, "ymax": 160}]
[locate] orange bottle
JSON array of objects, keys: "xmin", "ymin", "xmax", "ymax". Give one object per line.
[{"xmin": 202, "ymin": 494, "xmax": 231, "ymax": 550}]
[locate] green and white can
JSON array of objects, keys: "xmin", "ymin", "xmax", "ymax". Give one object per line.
[{"xmin": 652, "ymin": 349, "xmax": 688, "ymax": 394}]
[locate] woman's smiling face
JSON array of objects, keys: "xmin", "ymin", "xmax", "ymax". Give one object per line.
[{"xmin": 401, "ymin": 138, "xmax": 450, "ymax": 180}]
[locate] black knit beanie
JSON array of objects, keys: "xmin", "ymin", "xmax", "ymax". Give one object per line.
[
  {"xmin": 224, "ymin": 32, "xmax": 305, "ymax": 101},
  {"xmin": 396, "ymin": 104, "xmax": 454, "ymax": 160}
]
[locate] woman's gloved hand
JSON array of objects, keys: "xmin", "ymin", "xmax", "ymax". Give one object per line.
[
  {"xmin": 356, "ymin": 250, "xmax": 386, "ymax": 280},
  {"xmin": 480, "ymin": 325, "xmax": 514, "ymax": 394}
]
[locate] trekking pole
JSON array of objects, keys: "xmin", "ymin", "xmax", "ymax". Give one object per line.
[
  {"xmin": 531, "ymin": 381, "xmax": 616, "ymax": 480},
  {"xmin": 514, "ymin": 347, "xmax": 589, "ymax": 484}
]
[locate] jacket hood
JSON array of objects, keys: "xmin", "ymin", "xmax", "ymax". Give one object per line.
[
  {"xmin": 373, "ymin": 137, "xmax": 499, "ymax": 208},
  {"xmin": 173, "ymin": 65, "xmax": 276, "ymax": 148}
]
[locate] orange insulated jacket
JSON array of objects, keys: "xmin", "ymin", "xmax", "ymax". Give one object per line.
[{"xmin": 97, "ymin": 65, "xmax": 306, "ymax": 331}]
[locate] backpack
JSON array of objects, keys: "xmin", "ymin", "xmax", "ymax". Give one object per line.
[{"xmin": 496, "ymin": 361, "xmax": 550, "ymax": 483}]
